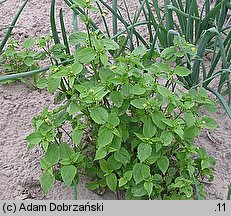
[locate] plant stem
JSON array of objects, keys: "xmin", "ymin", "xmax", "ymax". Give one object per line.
[{"xmin": 74, "ymin": 181, "xmax": 78, "ymax": 200}]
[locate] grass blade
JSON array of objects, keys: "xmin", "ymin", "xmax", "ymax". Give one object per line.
[
  {"xmin": 207, "ymin": 87, "xmax": 231, "ymax": 119},
  {"xmin": 50, "ymin": 0, "xmax": 60, "ymax": 44},
  {"xmin": 60, "ymin": 8, "xmax": 71, "ymax": 55},
  {"xmin": 96, "ymin": 1, "xmax": 111, "ymax": 38},
  {"xmin": 0, "ymin": 0, "xmax": 29, "ymax": 53},
  {"xmin": 112, "ymin": 0, "xmax": 118, "ymax": 41},
  {"xmin": 98, "ymin": 0, "xmax": 149, "ymax": 48}
]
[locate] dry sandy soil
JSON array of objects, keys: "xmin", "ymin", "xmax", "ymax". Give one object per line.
[{"xmin": 0, "ymin": 0, "xmax": 230, "ymax": 200}]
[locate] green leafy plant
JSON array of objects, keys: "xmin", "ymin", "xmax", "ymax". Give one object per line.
[
  {"xmin": 65, "ymin": 0, "xmax": 231, "ymax": 117},
  {"xmin": 0, "ymin": 38, "xmax": 41, "ymax": 84},
  {"xmin": 26, "ymin": 27, "xmax": 217, "ymax": 199},
  {"xmin": 1, "ymin": 0, "xmax": 230, "ymax": 117}
]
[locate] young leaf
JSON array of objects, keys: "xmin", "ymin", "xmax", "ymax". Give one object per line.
[
  {"xmin": 108, "ymin": 156, "xmax": 122, "ymax": 170},
  {"xmin": 69, "ymin": 32, "xmax": 87, "ymax": 45},
  {"xmin": 144, "ymin": 181, "xmax": 153, "ymax": 197},
  {"xmin": 90, "ymin": 107, "xmax": 108, "ymax": 124},
  {"xmin": 61, "ymin": 165, "xmax": 77, "ymax": 186},
  {"xmin": 40, "ymin": 172, "xmax": 55, "ymax": 195},
  {"xmin": 71, "ymin": 129, "xmax": 83, "ymax": 146},
  {"xmin": 99, "ymin": 159, "xmax": 111, "ymax": 173},
  {"xmin": 106, "ymin": 173, "xmax": 117, "ymax": 192},
  {"xmin": 157, "ymin": 156, "xmax": 169, "ymax": 174},
  {"xmin": 132, "ymin": 46, "xmax": 147, "ymax": 57},
  {"xmin": 133, "ymin": 163, "xmax": 151, "ymax": 184},
  {"xmin": 75, "ymin": 47, "xmax": 96, "ymax": 63},
  {"xmin": 23, "ymin": 37, "xmax": 34, "ymax": 49},
  {"xmin": 201, "ymin": 116, "xmax": 217, "ymax": 129},
  {"xmin": 24, "ymin": 56, "xmax": 34, "ymax": 67},
  {"xmin": 109, "ymin": 91, "xmax": 123, "ymax": 108},
  {"xmin": 137, "ymin": 143, "xmax": 152, "ymax": 162},
  {"xmin": 108, "ymin": 112, "xmax": 120, "ymax": 127},
  {"xmin": 130, "ymin": 98, "xmax": 147, "ymax": 109},
  {"xmin": 44, "ymin": 144, "xmax": 60, "ymax": 165},
  {"xmin": 114, "ymin": 148, "xmax": 131, "ymax": 164},
  {"xmin": 98, "ymin": 128, "xmax": 114, "ymax": 147},
  {"xmin": 157, "ymin": 86, "xmax": 172, "ymax": 98},
  {"xmin": 174, "ymin": 66, "xmax": 191, "ymax": 76},
  {"xmin": 119, "ymin": 178, "xmax": 127, "ymax": 187},
  {"xmin": 161, "ymin": 131, "xmax": 174, "ymax": 146},
  {"xmin": 95, "ymin": 148, "xmax": 107, "ymax": 160},
  {"xmin": 143, "ymin": 117, "xmax": 156, "ymax": 138},
  {"xmin": 26, "ymin": 131, "xmax": 43, "ymax": 150},
  {"xmin": 101, "ymin": 38, "xmax": 119, "ymax": 50},
  {"xmin": 87, "ymin": 181, "xmax": 99, "ymax": 190}
]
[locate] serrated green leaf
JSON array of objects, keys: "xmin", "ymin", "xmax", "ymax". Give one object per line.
[
  {"xmin": 157, "ymin": 156, "xmax": 169, "ymax": 174},
  {"xmin": 75, "ymin": 47, "xmax": 96, "ymax": 63},
  {"xmin": 130, "ymin": 98, "xmax": 147, "ymax": 109},
  {"xmin": 98, "ymin": 128, "xmax": 114, "ymax": 147},
  {"xmin": 109, "ymin": 91, "xmax": 123, "ymax": 108},
  {"xmin": 44, "ymin": 144, "xmax": 60, "ymax": 165},
  {"xmin": 47, "ymin": 76, "xmax": 60, "ymax": 93},
  {"xmin": 161, "ymin": 131, "xmax": 174, "ymax": 146},
  {"xmin": 95, "ymin": 148, "xmax": 107, "ymax": 160},
  {"xmin": 24, "ymin": 56, "xmax": 34, "ymax": 66},
  {"xmin": 71, "ymin": 129, "xmax": 83, "ymax": 146},
  {"xmin": 151, "ymin": 112, "xmax": 166, "ymax": 130},
  {"xmin": 72, "ymin": 62, "xmax": 83, "ymax": 75},
  {"xmin": 69, "ymin": 32, "xmax": 87, "ymax": 45},
  {"xmin": 26, "ymin": 131, "xmax": 42, "ymax": 150},
  {"xmin": 69, "ymin": 102, "xmax": 81, "ymax": 115},
  {"xmin": 114, "ymin": 147, "xmax": 131, "ymax": 164},
  {"xmin": 184, "ymin": 112, "xmax": 195, "ymax": 127},
  {"xmin": 157, "ymin": 85, "xmax": 172, "ymax": 98},
  {"xmin": 201, "ymin": 158, "xmax": 215, "ymax": 170},
  {"xmin": 23, "ymin": 37, "xmax": 34, "ymax": 49},
  {"xmin": 61, "ymin": 165, "xmax": 77, "ymax": 186},
  {"xmin": 144, "ymin": 181, "xmax": 153, "ymax": 197},
  {"xmin": 99, "ymin": 159, "xmax": 111, "ymax": 173},
  {"xmin": 133, "ymin": 163, "xmax": 150, "ymax": 184},
  {"xmin": 132, "ymin": 46, "xmax": 147, "ymax": 56},
  {"xmin": 108, "ymin": 112, "xmax": 120, "ymax": 127},
  {"xmin": 108, "ymin": 156, "xmax": 122, "ymax": 170},
  {"xmin": 137, "ymin": 143, "xmax": 152, "ymax": 162},
  {"xmin": 121, "ymin": 83, "xmax": 134, "ymax": 98},
  {"xmin": 174, "ymin": 126, "xmax": 184, "ymax": 139},
  {"xmin": 132, "ymin": 184, "xmax": 147, "ymax": 197},
  {"xmin": 133, "ymin": 84, "xmax": 146, "ymax": 95},
  {"xmin": 59, "ymin": 142, "xmax": 74, "ymax": 159},
  {"xmin": 101, "ymin": 38, "xmax": 119, "ymax": 50},
  {"xmin": 201, "ymin": 116, "xmax": 217, "ymax": 129},
  {"xmin": 90, "ymin": 107, "xmax": 108, "ymax": 124},
  {"xmin": 119, "ymin": 178, "xmax": 127, "ymax": 187},
  {"xmin": 87, "ymin": 181, "xmax": 99, "ymax": 190},
  {"xmin": 174, "ymin": 66, "xmax": 191, "ymax": 76},
  {"xmin": 40, "ymin": 172, "xmax": 55, "ymax": 195},
  {"xmin": 52, "ymin": 68, "xmax": 68, "ymax": 78},
  {"xmin": 106, "ymin": 173, "xmax": 117, "ymax": 192},
  {"xmin": 143, "ymin": 117, "xmax": 156, "ymax": 138}
]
